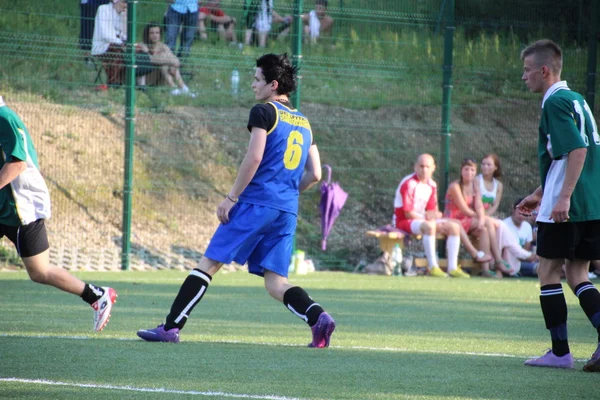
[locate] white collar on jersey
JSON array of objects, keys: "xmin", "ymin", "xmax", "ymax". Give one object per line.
[
  {"xmin": 542, "ymin": 80, "xmax": 569, "ymax": 108},
  {"xmin": 0, "ymin": 96, "xmax": 5, "ymax": 108}
]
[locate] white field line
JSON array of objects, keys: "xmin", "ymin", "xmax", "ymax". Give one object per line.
[
  {"xmin": 0, "ymin": 377, "xmax": 302, "ymax": 400},
  {"xmin": 0, "ymin": 333, "xmax": 589, "ymax": 362}
]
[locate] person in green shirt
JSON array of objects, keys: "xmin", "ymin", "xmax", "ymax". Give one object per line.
[
  {"xmin": 519, "ymin": 39, "xmax": 600, "ymax": 372},
  {"xmin": 0, "ymin": 95, "xmax": 117, "ymax": 332}
]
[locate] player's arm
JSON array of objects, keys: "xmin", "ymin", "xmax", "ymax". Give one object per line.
[
  {"xmin": 473, "ymin": 184, "xmax": 486, "ymax": 223},
  {"xmin": 486, "ymin": 181, "xmax": 503, "ymax": 216},
  {"xmin": 216, "ymin": 128, "xmax": 266, "ymax": 224},
  {"xmin": 299, "ymin": 144, "xmax": 321, "ymax": 192},
  {"xmin": 447, "ymin": 182, "xmax": 476, "ymax": 217},
  {"xmin": 552, "ymin": 147, "xmax": 587, "ymax": 222},
  {"xmin": 0, "ymin": 159, "xmax": 27, "ymax": 190},
  {"xmin": 424, "ymin": 187, "xmax": 441, "ymax": 220},
  {"xmin": 401, "ymin": 184, "xmax": 423, "ymax": 220},
  {"xmin": 518, "ymin": 186, "xmax": 543, "ymax": 216},
  {"xmin": 229, "ymin": 127, "xmax": 266, "ymax": 199}
]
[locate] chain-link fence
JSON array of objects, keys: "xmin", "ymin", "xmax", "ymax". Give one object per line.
[{"xmin": 0, "ymin": 0, "xmax": 598, "ymax": 270}]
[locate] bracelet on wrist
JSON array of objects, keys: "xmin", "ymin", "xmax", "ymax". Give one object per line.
[{"xmin": 226, "ymin": 195, "xmax": 238, "ymax": 203}]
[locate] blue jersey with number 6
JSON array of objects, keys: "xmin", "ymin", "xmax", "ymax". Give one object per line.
[{"xmin": 239, "ymin": 101, "xmax": 312, "ymax": 215}]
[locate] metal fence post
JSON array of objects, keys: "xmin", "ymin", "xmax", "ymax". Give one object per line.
[
  {"xmin": 291, "ymin": 0, "xmax": 303, "ymax": 110},
  {"xmin": 586, "ymin": 0, "xmax": 599, "ymax": 111},
  {"xmin": 121, "ymin": 0, "xmax": 137, "ymax": 270},
  {"xmin": 439, "ymin": 0, "xmax": 454, "ymax": 210}
]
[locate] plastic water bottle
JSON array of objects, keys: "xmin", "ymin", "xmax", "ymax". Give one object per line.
[
  {"xmin": 231, "ymin": 68, "xmax": 239, "ymax": 97},
  {"xmin": 391, "ymin": 244, "xmax": 403, "ymax": 276}
]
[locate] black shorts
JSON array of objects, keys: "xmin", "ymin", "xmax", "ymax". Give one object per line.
[
  {"xmin": 0, "ymin": 219, "xmax": 49, "ymax": 258},
  {"xmin": 537, "ymin": 220, "xmax": 600, "ymax": 260}
]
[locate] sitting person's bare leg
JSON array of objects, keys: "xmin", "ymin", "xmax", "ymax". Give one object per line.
[
  {"xmin": 160, "ymin": 65, "xmax": 176, "ymax": 87},
  {"xmin": 171, "ymin": 67, "xmax": 186, "ymax": 89}
]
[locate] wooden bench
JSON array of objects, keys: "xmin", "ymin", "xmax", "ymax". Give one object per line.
[
  {"xmin": 365, "ymin": 230, "xmax": 406, "ymax": 253},
  {"xmin": 366, "ymin": 229, "xmax": 481, "ymax": 275}
]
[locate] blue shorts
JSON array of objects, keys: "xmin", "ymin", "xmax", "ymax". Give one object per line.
[{"xmin": 204, "ymin": 202, "xmax": 296, "ymax": 277}]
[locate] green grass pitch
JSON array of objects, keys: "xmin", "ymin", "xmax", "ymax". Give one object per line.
[{"xmin": 0, "ymin": 270, "xmax": 598, "ymax": 399}]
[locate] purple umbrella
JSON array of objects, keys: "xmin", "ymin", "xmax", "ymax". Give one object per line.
[{"xmin": 320, "ymin": 164, "xmax": 348, "ymax": 250}]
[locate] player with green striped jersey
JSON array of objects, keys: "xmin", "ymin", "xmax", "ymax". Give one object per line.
[
  {"xmin": 518, "ymin": 39, "xmax": 600, "ymax": 373},
  {"xmin": 537, "ymin": 85, "xmax": 600, "ymax": 223},
  {"xmin": 0, "ymin": 99, "xmax": 51, "ymax": 226},
  {"xmin": 0, "ymin": 95, "xmax": 117, "ymax": 332}
]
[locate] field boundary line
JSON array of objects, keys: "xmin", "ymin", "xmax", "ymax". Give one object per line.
[{"xmin": 0, "ymin": 377, "xmax": 303, "ymax": 400}]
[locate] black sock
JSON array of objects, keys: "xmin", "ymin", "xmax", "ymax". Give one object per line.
[
  {"xmin": 574, "ymin": 281, "xmax": 600, "ymax": 342},
  {"xmin": 540, "ymin": 284, "xmax": 570, "ymax": 356},
  {"xmin": 164, "ymin": 269, "xmax": 212, "ymax": 331},
  {"xmin": 283, "ymin": 286, "xmax": 324, "ymax": 327},
  {"xmin": 81, "ymin": 283, "xmax": 105, "ymax": 305}
]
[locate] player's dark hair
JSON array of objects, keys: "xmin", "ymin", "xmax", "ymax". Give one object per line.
[
  {"xmin": 256, "ymin": 53, "xmax": 298, "ymax": 96},
  {"xmin": 316, "ymin": 0, "xmax": 328, "ymax": 7},
  {"xmin": 482, "ymin": 153, "xmax": 502, "ymax": 179},
  {"xmin": 520, "ymin": 39, "xmax": 562, "ymax": 75},
  {"xmin": 143, "ymin": 21, "xmax": 162, "ymax": 45}
]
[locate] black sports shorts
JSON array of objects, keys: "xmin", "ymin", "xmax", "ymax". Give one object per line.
[
  {"xmin": 0, "ymin": 219, "xmax": 49, "ymax": 258},
  {"xmin": 537, "ymin": 220, "xmax": 600, "ymax": 261}
]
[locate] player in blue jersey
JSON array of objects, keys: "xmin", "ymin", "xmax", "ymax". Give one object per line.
[
  {"xmin": 519, "ymin": 40, "xmax": 600, "ymax": 372},
  {"xmin": 138, "ymin": 53, "xmax": 336, "ymax": 347}
]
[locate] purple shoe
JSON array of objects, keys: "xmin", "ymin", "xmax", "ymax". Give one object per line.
[
  {"xmin": 524, "ymin": 349, "xmax": 574, "ymax": 369},
  {"xmin": 137, "ymin": 324, "xmax": 180, "ymax": 343},
  {"xmin": 308, "ymin": 312, "xmax": 336, "ymax": 348},
  {"xmin": 583, "ymin": 342, "xmax": 600, "ymax": 372}
]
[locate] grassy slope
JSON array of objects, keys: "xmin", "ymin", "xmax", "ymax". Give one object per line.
[{"xmin": 0, "ymin": 1, "xmax": 597, "ymax": 268}]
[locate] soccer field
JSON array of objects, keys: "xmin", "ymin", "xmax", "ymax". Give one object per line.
[{"xmin": 0, "ymin": 270, "xmax": 598, "ymax": 399}]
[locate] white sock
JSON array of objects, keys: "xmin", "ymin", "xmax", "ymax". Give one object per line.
[
  {"xmin": 446, "ymin": 235, "xmax": 460, "ymax": 271},
  {"xmin": 422, "ymin": 234, "xmax": 438, "ymax": 268},
  {"xmin": 182, "ymin": 85, "xmax": 189, "ymax": 93}
]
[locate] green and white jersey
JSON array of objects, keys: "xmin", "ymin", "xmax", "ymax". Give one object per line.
[
  {"xmin": 537, "ymin": 81, "xmax": 600, "ymax": 223},
  {"xmin": 0, "ymin": 99, "xmax": 51, "ymax": 226}
]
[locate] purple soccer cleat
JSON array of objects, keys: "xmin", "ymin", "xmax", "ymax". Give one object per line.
[
  {"xmin": 524, "ymin": 349, "xmax": 574, "ymax": 369},
  {"xmin": 308, "ymin": 312, "xmax": 336, "ymax": 348},
  {"xmin": 137, "ymin": 324, "xmax": 180, "ymax": 343},
  {"xmin": 583, "ymin": 343, "xmax": 600, "ymax": 372}
]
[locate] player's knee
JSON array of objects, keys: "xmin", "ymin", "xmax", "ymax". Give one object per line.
[
  {"xmin": 421, "ymin": 221, "xmax": 435, "ymax": 235},
  {"xmin": 27, "ymin": 267, "xmax": 49, "ymax": 284},
  {"xmin": 442, "ymin": 221, "xmax": 460, "ymax": 235}
]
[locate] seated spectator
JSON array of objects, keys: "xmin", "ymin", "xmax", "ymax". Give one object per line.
[
  {"xmin": 444, "ymin": 157, "xmax": 509, "ymax": 277},
  {"xmin": 477, "ymin": 153, "xmax": 504, "ymax": 217},
  {"xmin": 80, "ymin": 0, "xmax": 110, "ymax": 60},
  {"xmin": 279, "ymin": 0, "xmax": 334, "ymax": 44},
  {"xmin": 198, "ymin": 0, "xmax": 237, "ymax": 44},
  {"xmin": 139, "ymin": 22, "xmax": 194, "ymax": 96},
  {"xmin": 500, "ymin": 198, "xmax": 538, "ymax": 277},
  {"xmin": 91, "ymin": 0, "xmax": 128, "ymax": 86},
  {"xmin": 164, "ymin": 0, "xmax": 199, "ymax": 61},
  {"xmin": 243, "ymin": 0, "xmax": 291, "ymax": 48},
  {"xmin": 394, "ymin": 153, "xmax": 470, "ymax": 278}
]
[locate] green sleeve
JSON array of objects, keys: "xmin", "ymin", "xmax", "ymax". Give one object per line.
[
  {"xmin": 544, "ymin": 97, "xmax": 587, "ymax": 158},
  {"xmin": 0, "ymin": 117, "xmax": 27, "ymax": 162}
]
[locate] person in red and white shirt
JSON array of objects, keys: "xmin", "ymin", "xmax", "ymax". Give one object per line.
[
  {"xmin": 198, "ymin": 0, "xmax": 237, "ymax": 44},
  {"xmin": 393, "ymin": 154, "xmax": 469, "ymax": 278}
]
